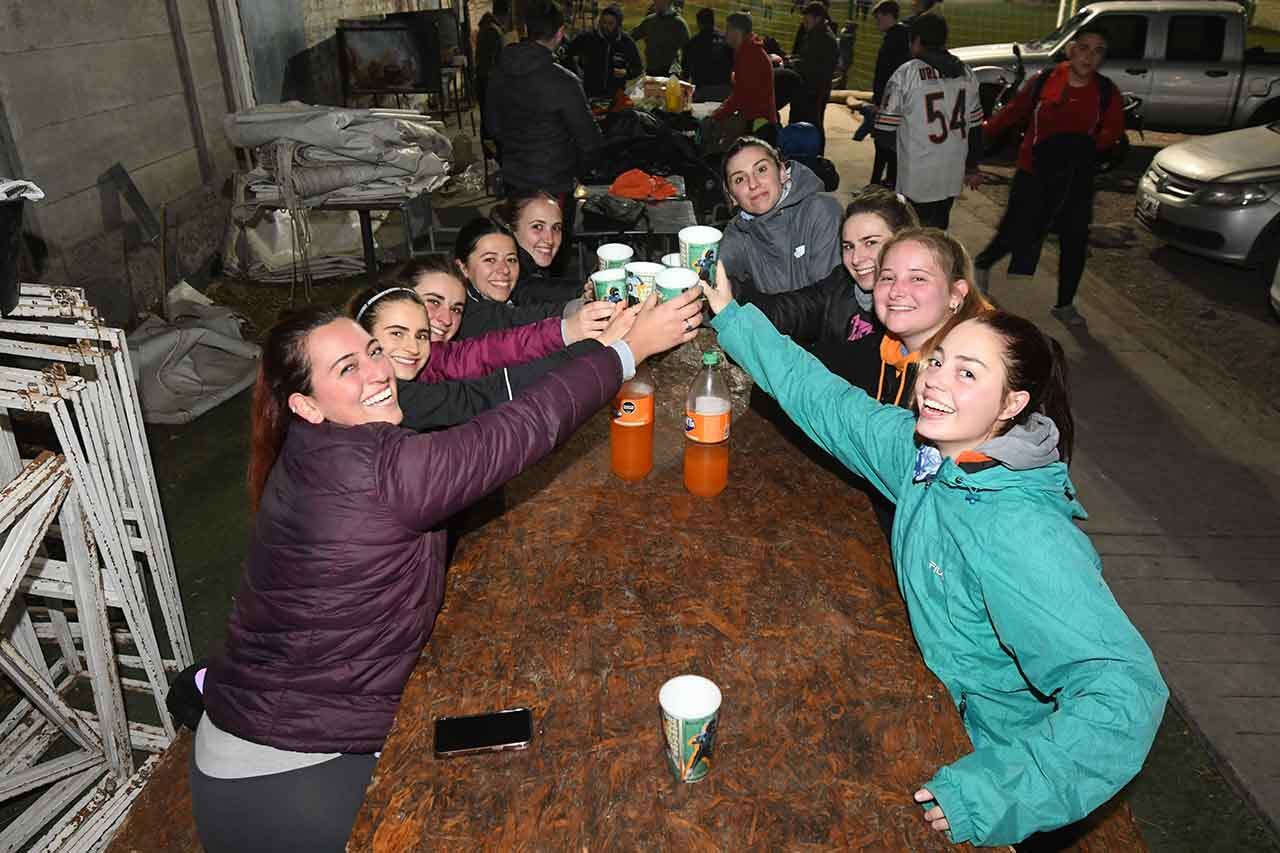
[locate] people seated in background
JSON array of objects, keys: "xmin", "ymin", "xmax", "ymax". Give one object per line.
[
  {"xmin": 789, "ymin": 1, "xmax": 839, "ymax": 149},
  {"xmin": 347, "ymin": 284, "xmax": 609, "ymax": 386},
  {"xmin": 402, "ymin": 257, "xmax": 468, "ymax": 342},
  {"xmin": 475, "ymin": 0, "xmax": 513, "ymax": 145},
  {"xmin": 451, "ymin": 217, "xmax": 611, "ymax": 340},
  {"xmin": 565, "ymin": 4, "xmax": 642, "ymax": 100},
  {"xmin": 701, "ymin": 276, "xmax": 1168, "ymax": 850},
  {"xmin": 735, "ymin": 216, "xmax": 993, "ymax": 533},
  {"xmin": 717, "ymin": 136, "xmax": 841, "ymax": 295},
  {"xmin": 630, "ymin": 0, "xmax": 690, "ymax": 76},
  {"xmin": 711, "ymin": 13, "xmax": 778, "ymax": 128},
  {"xmin": 682, "ymin": 8, "xmax": 734, "ymax": 102},
  {"xmin": 504, "ymin": 194, "xmax": 563, "ymax": 273},
  {"xmin": 874, "ymin": 14, "xmax": 981, "ymax": 229},
  {"xmin": 371, "ymin": 257, "xmax": 613, "ymax": 430},
  {"xmin": 485, "ymin": 1, "xmax": 602, "ymax": 197},
  {"xmin": 863, "ymin": 0, "xmax": 912, "ymax": 185},
  {"xmin": 190, "ymin": 290, "xmax": 702, "ymax": 852}
]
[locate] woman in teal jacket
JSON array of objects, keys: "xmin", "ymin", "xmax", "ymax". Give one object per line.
[{"xmin": 702, "ymin": 256, "xmax": 1167, "ymax": 847}]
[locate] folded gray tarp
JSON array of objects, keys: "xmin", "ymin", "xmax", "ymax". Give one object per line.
[{"xmin": 129, "ymin": 300, "xmax": 261, "ymax": 424}]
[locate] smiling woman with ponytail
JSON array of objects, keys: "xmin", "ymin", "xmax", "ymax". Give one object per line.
[
  {"xmin": 699, "ymin": 276, "xmax": 1168, "ymax": 847},
  {"xmin": 191, "ymin": 293, "xmax": 703, "ymax": 852}
]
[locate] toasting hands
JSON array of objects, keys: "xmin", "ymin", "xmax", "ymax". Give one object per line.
[
  {"xmin": 623, "ymin": 289, "xmax": 702, "ymax": 363},
  {"xmin": 699, "ymin": 261, "xmax": 734, "ymax": 316}
]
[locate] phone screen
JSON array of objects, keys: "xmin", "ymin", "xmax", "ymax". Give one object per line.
[{"xmin": 434, "ymin": 708, "xmax": 532, "ymax": 756}]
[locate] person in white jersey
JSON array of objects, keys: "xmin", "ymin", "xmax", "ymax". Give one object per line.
[{"xmin": 873, "ymin": 14, "xmax": 982, "ymax": 228}]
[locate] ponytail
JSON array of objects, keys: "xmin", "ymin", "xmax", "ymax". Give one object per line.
[
  {"xmin": 978, "ymin": 311, "xmax": 1075, "ymax": 464},
  {"xmin": 247, "ymin": 305, "xmax": 343, "ymax": 510},
  {"xmin": 1038, "ymin": 334, "xmax": 1075, "ymax": 464}
]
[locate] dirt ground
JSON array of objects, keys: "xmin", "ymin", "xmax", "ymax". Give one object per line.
[{"xmin": 973, "ymin": 130, "xmax": 1280, "ymax": 440}]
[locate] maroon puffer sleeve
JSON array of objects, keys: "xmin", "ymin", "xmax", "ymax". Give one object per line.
[
  {"xmin": 416, "ymin": 317, "xmax": 565, "ymax": 383},
  {"xmin": 379, "ymin": 344, "xmax": 622, "ymax": 531}
]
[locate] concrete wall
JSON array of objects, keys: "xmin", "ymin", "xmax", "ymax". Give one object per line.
[{"xmin": 0, "ymin": 0, "xmax": 235, "ymax": 322}]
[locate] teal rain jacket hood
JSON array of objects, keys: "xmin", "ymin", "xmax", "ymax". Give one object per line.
[{"xmin": 712, "ymin": 301, "xmax": 1168, "ymax": 847}]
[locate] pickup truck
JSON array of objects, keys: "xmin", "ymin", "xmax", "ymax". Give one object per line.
[{"xmin": 953, "ymin": 0, "xmax": 1280, "ymax": 131}]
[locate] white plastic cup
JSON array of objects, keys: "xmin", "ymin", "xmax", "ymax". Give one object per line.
[
  {"xmin": 662, "ymin": 252, "xmax": 683, "ymax": 268},
  {"xmin": 659, "ymin": 675, "xmax": 722, "ymax": 783},
  {"xmin": 590, "ymin": 268, "xmax": 628, "ymax": 304},
  {"xmin": 625, "ymin": 261, "xmax": 664, "ymax": 304},
  {"xmin": 678, "ymin": 226, "xmax": 723, "ymax": 286},
  {"xmin": 657, "ymin": 266, "xmax": 700, "ymax": 303},
  {"xmin": 597, "ymin": 243, "xmax": 635, "ymax": 271}
]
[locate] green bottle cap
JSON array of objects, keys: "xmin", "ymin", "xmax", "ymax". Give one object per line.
[{"xmin": 702, "ymin": 351, "xmax": 719, "ymax": 366}]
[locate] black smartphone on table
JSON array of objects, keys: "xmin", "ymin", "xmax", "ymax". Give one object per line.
[{"xmin": 433, "ymin": 707, "xmax": 533, "ymax": 758}]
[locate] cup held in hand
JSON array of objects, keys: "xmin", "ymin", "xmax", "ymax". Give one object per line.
[
  {"xmin": 590, "ymin": 268, "xmax": 628, "ymax": 304},
  {"xmin": 678, "ymin": 226, "xmax": 722, "ymax": 286},
  {"xmin": 624, "ymin": 261, "xmax": 664, "ymax": 304},
  {"xmin": 656, "ymin": 266, "xmax": 700, "ymax": 303}
]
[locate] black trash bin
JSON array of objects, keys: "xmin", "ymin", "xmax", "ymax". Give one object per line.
[{"xmin": 0, "ymin": 199, "xmax": 23, "ymax": 317}]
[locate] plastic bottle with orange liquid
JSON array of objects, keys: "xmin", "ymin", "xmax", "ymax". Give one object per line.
[
  {"xmin": 683, "ymin": 352, "xmax": 731, "ymax": 497},
  {"xmin": 610, "ymin": 365, "xmax": 655, "ymax": 481}
]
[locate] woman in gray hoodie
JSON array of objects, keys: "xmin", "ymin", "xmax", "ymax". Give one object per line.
[{"xmin": 718, "ymin": 137, "xmax": 843, "ymax": 294}]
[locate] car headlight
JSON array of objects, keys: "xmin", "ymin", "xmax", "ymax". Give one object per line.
[{"xmin": 1195, "ymin": 182, "xmax": 1278, "ymax": 207}]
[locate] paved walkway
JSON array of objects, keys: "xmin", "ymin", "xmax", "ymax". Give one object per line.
[{"xmin": 820, "ymin": 106, "xmax": 1280, "ymax": 834}]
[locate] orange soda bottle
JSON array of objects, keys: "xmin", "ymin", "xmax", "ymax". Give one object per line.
[
  {"xmin": 683, "ymin": 352, "xmax": 731, "ymax": 497},
  {"xmin": 610, "ymin": 365, "xmax": 655, "ymax": 481}
]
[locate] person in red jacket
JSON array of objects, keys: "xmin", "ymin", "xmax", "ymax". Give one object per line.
[
  {"xmin": 712, "ymin": 12, "xmax": 778, "ymax": 126},
  {"xmin": 973, "ymin": 24, "xmax": 1124, "ymax": 329}
]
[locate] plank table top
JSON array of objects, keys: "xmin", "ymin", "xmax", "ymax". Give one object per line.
[
  {"xmin": 105, "ymin": 342, "xmax": 1146, "ymax": 853},
  {"xmin": 348, "ymin": 343, "xmax": 989, "ymax": 852}
]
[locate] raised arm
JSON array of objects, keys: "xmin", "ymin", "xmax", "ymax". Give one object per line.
[
  {"xmin": 735, "ymin": 267, "xmax": 844, "ymax": 344},
  {"xmin": 922, "ymin": 521, "xmax": 1168, "ymax": 846},
  {"xmin": 381, "ymin": 346, "xmax": 622, "ymax": 530},
  {"xmin": 417, "ymin": 317, "xmax": 565, "ymax": 383},
  {"xmin": 707, "ymin": 295, "xmax": 916, "ymax": 502}
]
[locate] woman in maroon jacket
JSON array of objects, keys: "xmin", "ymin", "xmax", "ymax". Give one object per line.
[{"xmin": 192, "ymin": 292, "xmax": 703, "ymax": 852}]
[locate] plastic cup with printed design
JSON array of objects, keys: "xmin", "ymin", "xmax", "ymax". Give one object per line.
[
  {"xmin": 657, "ymin": 266, "xmax": 700, "ymax": 303},
  {"xmin": 590, "ymin": 268, "xmax": 629, "ymax": 304},
  {"xmin": 678, "ymin": 226, "xmax": 722, "ymax": 285},
  {"xmin": 661, "ymin": 252, "xmax": 683, "ymax": 268},
  {"xmin": 659, "ymin": 675, "xmax": 722, "ymax": 783},
  {"xmin": 597, "ymin": 243, "xmax": 634, "ymax": 271},
  {"xmin": 624, "ymin": 261, "xmax": 664, "ymax": 304}
]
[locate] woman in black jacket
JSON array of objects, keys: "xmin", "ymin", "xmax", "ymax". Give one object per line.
[
  {"xmin": 450, "ymin": 217, "xmax": 611, "ymax": 341},
  {"xmin": 388, "ymin": 255, "xmax": 608, "ymax": 431},
  {"xmin": 491, "ymin": 192, "xmax": 584, "ymax": 302}
]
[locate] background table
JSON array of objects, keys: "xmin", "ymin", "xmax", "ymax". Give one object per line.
[{"xmin": 575, "ymin": 177, "xmax": 697, "ymax": 273}]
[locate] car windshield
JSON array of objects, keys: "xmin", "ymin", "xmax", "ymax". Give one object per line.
[{"xmin": 1025, "ymin": 10, "xmax": 1090, "ymax": 49}]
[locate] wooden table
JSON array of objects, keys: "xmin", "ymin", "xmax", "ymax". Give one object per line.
[
  {"xmin": 105, "ymin": 342, "xmax": 1147, "ymax": 853},
  {"xmin": 348, "ymin": 343, "xmax": 981, "ymax": 851},
  {"xmin": 574, "ymin": 178, "xmax": 698, "ymax": 273}
]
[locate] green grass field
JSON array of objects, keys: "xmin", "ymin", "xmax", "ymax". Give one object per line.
[{"xmin": 612, "ymin": 0, "xmax": 1280, "ymax": 91}]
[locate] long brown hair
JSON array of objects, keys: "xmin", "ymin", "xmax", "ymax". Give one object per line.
[
  {"xmin": 248, "ymin": 305, "xmax": 342, "ymax": 510},
  {"xmin": 921, "ymin": 310, "xmax": 1075, "ymax": 464}
]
